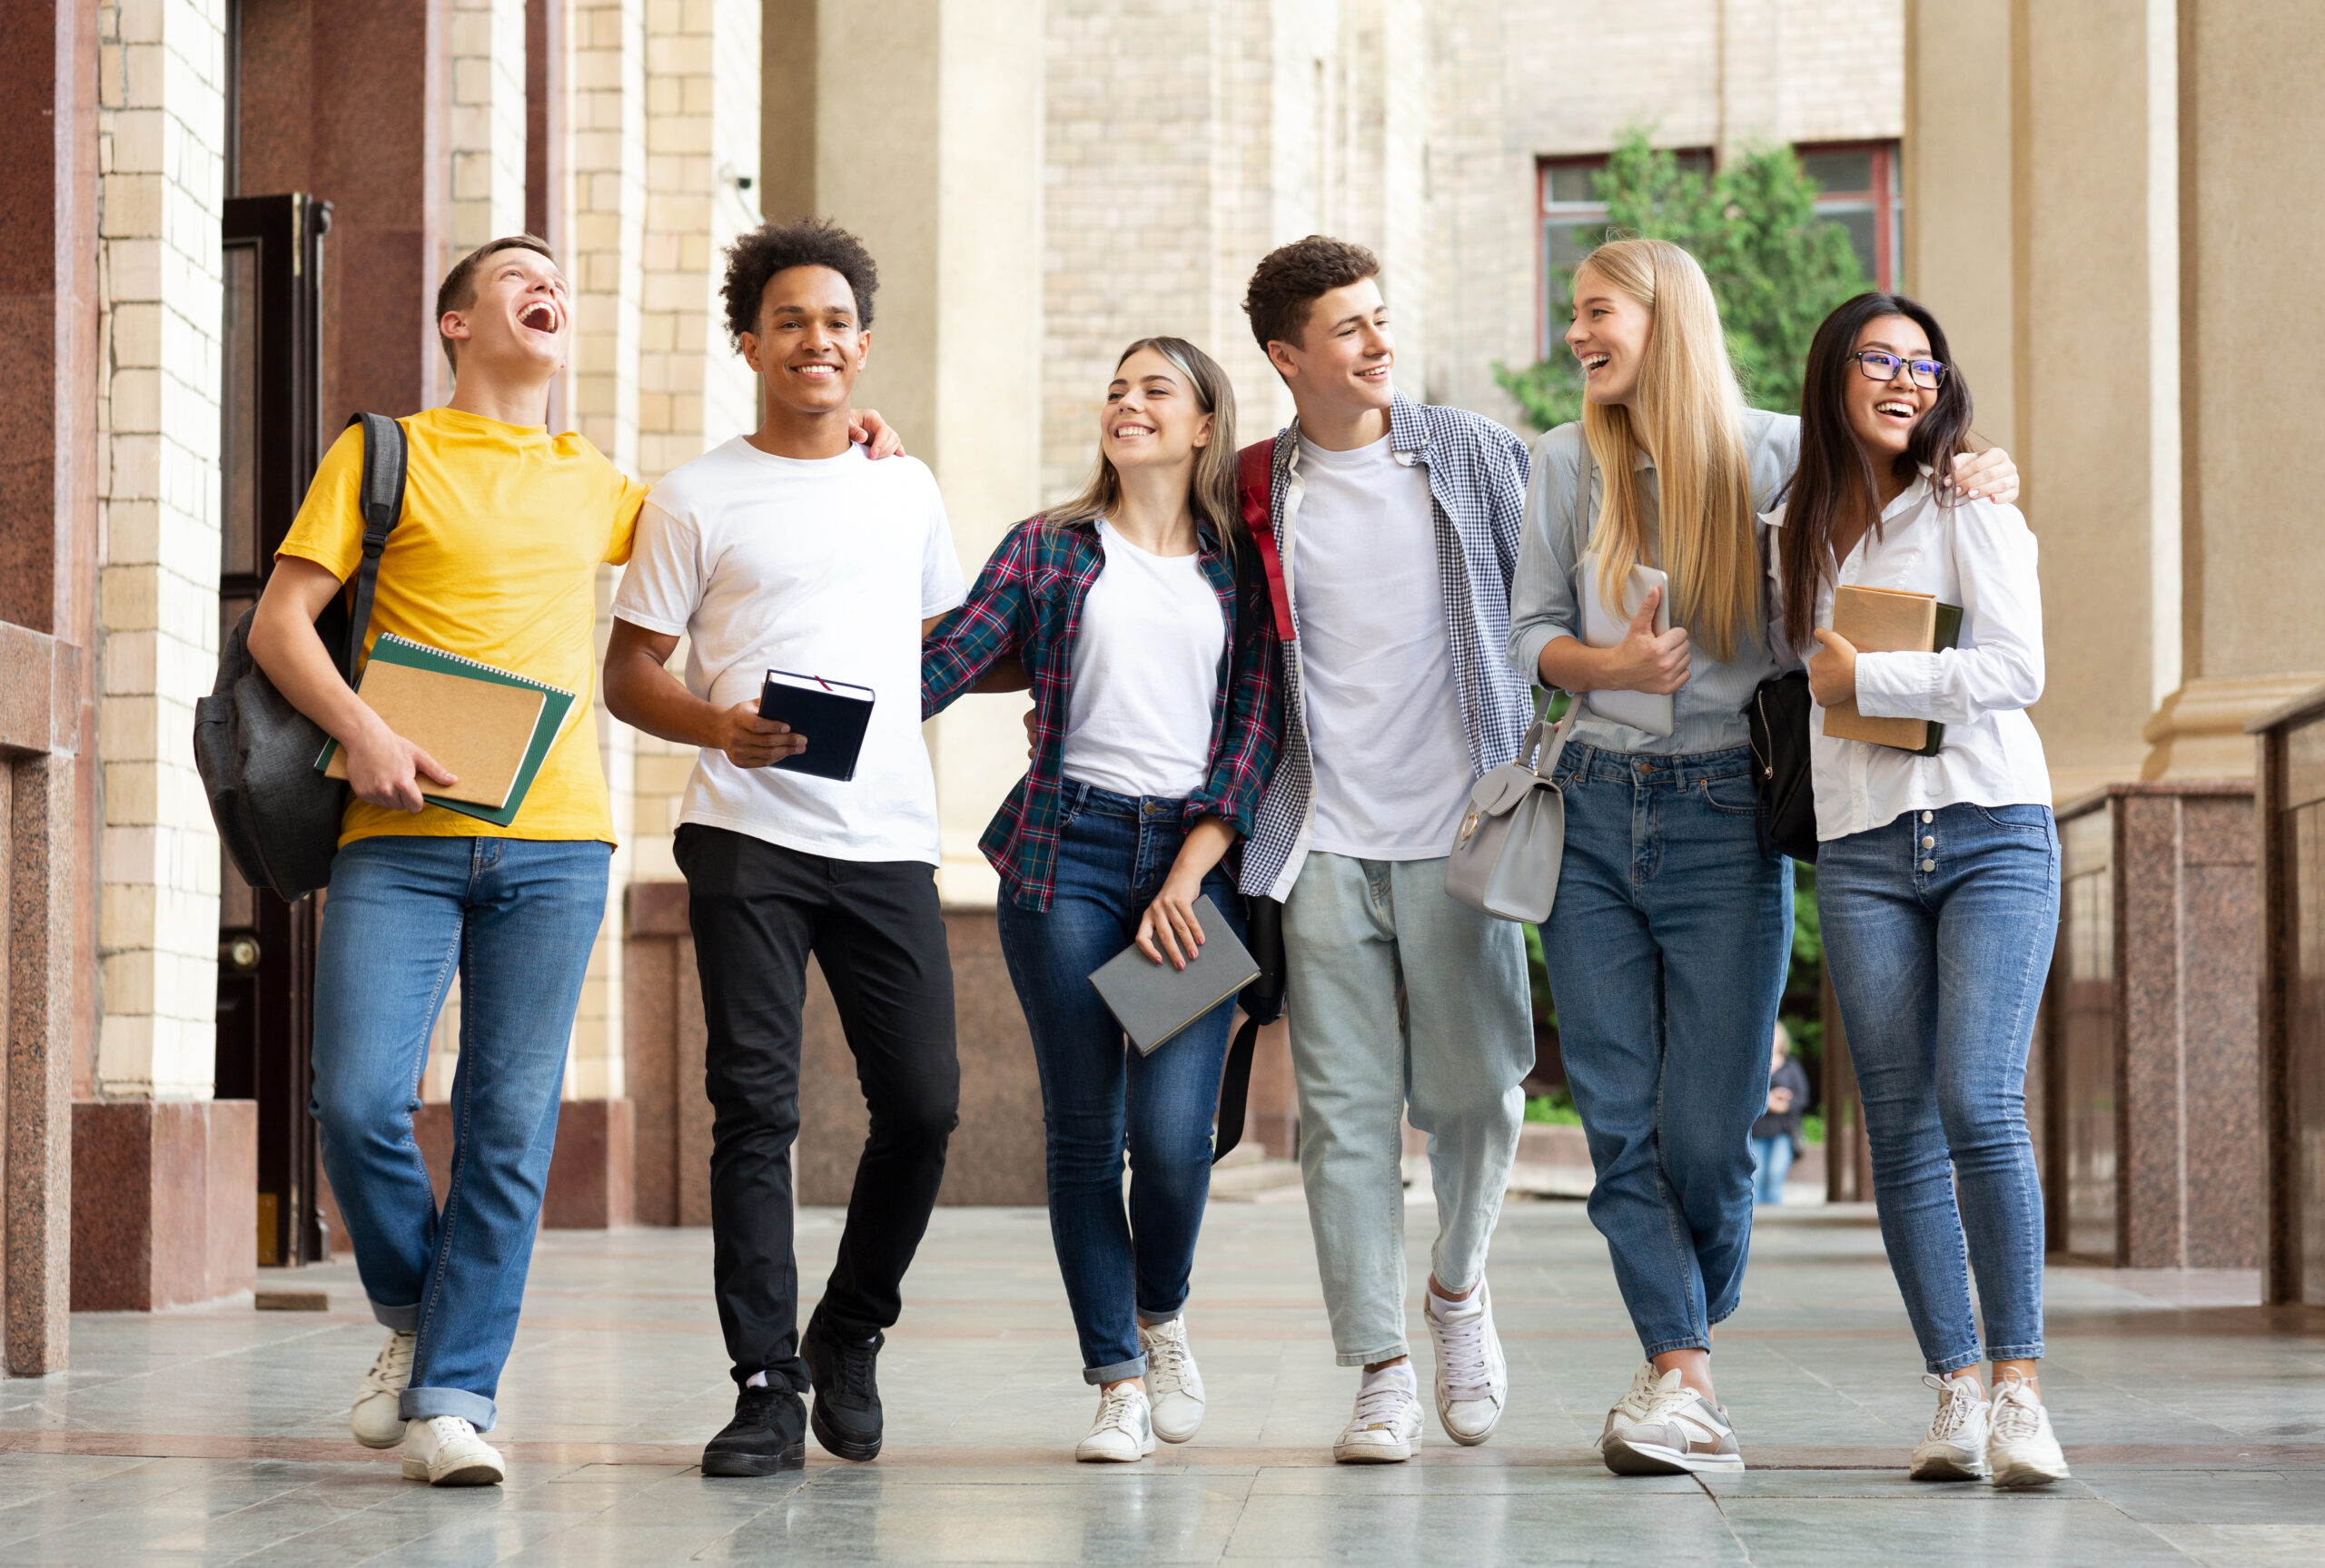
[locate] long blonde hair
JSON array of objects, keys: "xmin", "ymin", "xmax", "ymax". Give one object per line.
[
  {"xmin": 1049, "ymin": 336, "xmax": 1241, "ymax": 558},
  {"xmin": 1577, "ymin": 238, "xmax": 1759, "ymax": 661}
]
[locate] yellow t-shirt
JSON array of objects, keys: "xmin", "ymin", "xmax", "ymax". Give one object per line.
[{"xmin": 278, "ymin": 407, "xmax": 647, "ymax": 846}]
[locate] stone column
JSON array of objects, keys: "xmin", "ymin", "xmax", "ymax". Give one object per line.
[
  {"xmin": 816, "ymin": 0, "xmax": 1043, "ymax": 910},
  {"xmin": 2143, "ymin": 0, "xmax": 2325, "ymax": 777},
  {"xmin": 445, "ymin": 0, "xmax": 529, "ymax": 259}
]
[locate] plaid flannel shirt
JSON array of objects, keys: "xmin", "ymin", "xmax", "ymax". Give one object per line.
[
  {"xmin": 1240, "ymin": 391, "xmax": 1536, "ymax": 900},
  {"xmin": 922, "ymin": 514, "xmax": 1282, "ymax": 912}
]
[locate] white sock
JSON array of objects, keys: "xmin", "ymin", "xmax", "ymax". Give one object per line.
[
  {"xmin": 745, "ymin": 1370, "xmax": 768, "ymax": 1389},
  {"xmin": 1360, "ymin": 1362, "xmax": 1417, "ymax": 1396},
  {"xmin": 1427, "ymin": 1287, "xmax": 1480, "ymax": 1320}
]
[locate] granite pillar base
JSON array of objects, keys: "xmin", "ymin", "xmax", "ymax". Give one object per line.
[
  {"xmin": 2045, "ymin": 783, "xmax": 2262, "ymax": 1267},
  {"xmin": 68, "ymin": 1100, "xmax": 258, "ymax": 1311},
  {"xmin": 623, "ymin": 883, "xmax": 1050, "ymax": 1214},
  {"xmin": 408, "ymin": 1099, "xmax": 635, "ymax": 1228}
]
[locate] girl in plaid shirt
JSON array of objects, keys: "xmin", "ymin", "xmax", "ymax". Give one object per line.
[{"xmin": 923, "ymin": 337, "xmax": 1280, "ymax": 1463}]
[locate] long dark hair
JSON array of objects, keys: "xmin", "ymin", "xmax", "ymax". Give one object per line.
[{"xmin": 1777, "ymin": 291, "xmax": 1975, "ymax": 653}]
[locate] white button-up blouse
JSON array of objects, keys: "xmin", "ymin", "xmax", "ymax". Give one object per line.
[{"xmin": 1764, "ymin": 471, "xmax": 2053, "ymax": 841}]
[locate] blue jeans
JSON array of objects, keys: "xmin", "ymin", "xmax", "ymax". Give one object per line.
[
  {"xmin": 1818, "ymin": 802, "xmax": 2058, "ymax": 1374},
  {"xmin": 309, "ymin": 835, "xmax": 610, "ymax": 1430},
  {"xmin": 994, "ymin": 781, "xmax": 1243, "ymax": 1385},
  {"xmin": 1748, "ymin": 1135, "xmax": 1794, "ymax": 1204},
  {"xmin": 1540, "ymin": 744, "xmax": 1793, "ymax": 1358}
]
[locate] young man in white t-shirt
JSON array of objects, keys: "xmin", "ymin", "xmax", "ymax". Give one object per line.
[
  {"xmin": 604, "ymin": 220, "xmax": 967, "ymax": 1478},
  {"xmin": 1237, "ymin": 236, "xmax": 1538, "ymax": 1463}
]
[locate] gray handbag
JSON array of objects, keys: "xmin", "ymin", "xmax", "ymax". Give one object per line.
[
  {"xmin": 1444, "ymin": 702, "xmax": 1578, "ymax": 922},
  {"xmin": 1443, "ymin": 434, "xmax": 1594, "ymax": 923}
]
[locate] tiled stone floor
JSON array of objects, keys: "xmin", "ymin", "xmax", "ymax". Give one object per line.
[{"xmin": 2, "ymin": 1193, "xmax": 2320, "ymax": 1564}]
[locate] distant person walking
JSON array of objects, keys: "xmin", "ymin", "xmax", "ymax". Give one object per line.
[
  {"xmin": 1749, "ymin": 1024, "xmax": 1812, "ymax": 1205},
  {"xmin": 1772, "ymin": 290, "xmax": 2070, "ymax": 1488},
  {"xmin": 923, "ymin": 337, "xmax": 1281, "ymax": 1464}
]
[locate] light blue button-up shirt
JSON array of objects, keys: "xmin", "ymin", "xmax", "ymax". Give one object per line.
[{"xmin": 1509, "ymin": 409, "xmax": 1804, "ymax": 756}]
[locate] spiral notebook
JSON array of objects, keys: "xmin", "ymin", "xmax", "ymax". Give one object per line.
[{"xmin": 316, "ymin": 634, "xmax": 576, "ymax": 823}]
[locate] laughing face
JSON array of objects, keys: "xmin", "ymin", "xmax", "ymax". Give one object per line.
[
  {"xmin": 1845, "ymin": 314, "xmax": 1934, "ymax": 465},
  {"xmin": 740, "ymin": 264, "xmax": 867, "ymax": 417},
  {"xmin": 1564, "ymin": 261, "xmax": 1652, "ymax": 407},
  {"xmin": 441, "ymin": 245, "xmax": 569, "ymax": 377},
  {"xmin": 1100, "ymin": 346, "xmax": 1213, "ymax": 478}
]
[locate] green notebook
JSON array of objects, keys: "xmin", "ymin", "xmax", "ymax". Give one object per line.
[{"xmin": 314, "ymin": 633, "xmax": 577, "ymax": 826}]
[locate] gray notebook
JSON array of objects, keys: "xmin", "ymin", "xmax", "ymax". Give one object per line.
[{"xmin": 1087, "ymin": 895, "xmax": 1261, "ymax": 1056}]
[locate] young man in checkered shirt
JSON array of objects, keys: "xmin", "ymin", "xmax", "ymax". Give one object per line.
[{"xmin": 1238, "ymin": 236, "xmax": 1537, "ymax": 1464}]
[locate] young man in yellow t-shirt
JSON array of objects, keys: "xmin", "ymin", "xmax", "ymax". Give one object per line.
[{"xmin": 245, "ymin": 234, "xmax": 895, "ymax": 1485}]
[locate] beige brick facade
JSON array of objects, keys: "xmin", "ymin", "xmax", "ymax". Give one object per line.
[{"xmin": 94, "ymin": 0, "xmax": 228, "ymax": 1100}]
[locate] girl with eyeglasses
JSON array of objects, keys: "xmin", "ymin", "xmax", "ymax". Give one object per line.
[
  {"xmin": 1769, "ymin": 291, "xmax": 2068, "ymax": 1488},
  {"xmin": 1507, "ymin": 240, "xmax": 2020, "ymax": 1476}
]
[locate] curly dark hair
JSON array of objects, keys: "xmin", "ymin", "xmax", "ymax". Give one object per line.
[
  {"xmin": 719, "ymin": 218, "xmax": 879, "ymax": 348},
  {"xmin": 1242, "ymin": 234, "xmax": 1380, "ymax": 356}
]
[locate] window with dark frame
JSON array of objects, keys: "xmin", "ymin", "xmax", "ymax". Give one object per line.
[{"xmin": 1533, "ymin": 140, "xmax": 1905, "ymax": 361}]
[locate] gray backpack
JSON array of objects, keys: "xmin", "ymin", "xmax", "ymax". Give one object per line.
[{"xmin": 193, "ymin": 413, "xmax": 406, "ymax": 902}]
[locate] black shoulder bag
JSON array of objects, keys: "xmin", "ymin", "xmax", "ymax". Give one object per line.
[
  {"xmin": 194, "ymin": 413, "xmax": 409, "ymax": 901},
  {"xmin": 1746, "ymin": 512, "xmax": 1818, "ymax": 863},
  {"xmin": 1212, "ymin": 455, "xmax": 1291, "ymax": 1163}
]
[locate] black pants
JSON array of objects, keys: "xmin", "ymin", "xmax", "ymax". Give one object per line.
[{"xmin": 677, "ymin": 824, "xmax": 960, "ymax": 1393}]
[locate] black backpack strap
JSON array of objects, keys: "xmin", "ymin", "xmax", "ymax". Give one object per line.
[
  {"xmin": 1212, "ymin": 1015, "xmax": 1261, "ymax": 1164},
  {"xmin": 342, "ymin": 412, "xmax": 409, "ymax": 680}
]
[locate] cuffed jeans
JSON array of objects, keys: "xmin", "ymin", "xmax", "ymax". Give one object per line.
[
  {"xmin": 995, "ymin": 781, "xmax": 1243, "ymax": 1385},
  {"xmin": 309, "ymin": 834, "xmax": 611, "ymax": 1432},
  {"xmin": 1541, "ymin": 744, "xmax": 1792, "ymax": 1359},
  {"xmin": 1282, "ymin": 852, "xmax": 1531, "ymax": 1366},
  {"xmin": 1818, "ymin": 801, "xmax": 2058, "ymax": 1374}
]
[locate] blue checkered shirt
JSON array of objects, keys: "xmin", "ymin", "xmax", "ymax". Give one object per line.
[{"xmin": 1240, "ymin": 391, "xmax": 1536, "ymax": 899}]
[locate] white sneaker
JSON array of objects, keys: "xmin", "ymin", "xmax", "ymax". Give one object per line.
[
  {"xmin": 1139, "ymin": 1317, "xmax": 1206, "ymax": 1445},
  {"xmin": 351, "ymin": 1329, "xmax": 417, "ymax": 1448},
  {"xmin": 401, "ymin": 1415, "xmax": 506, "ymax": 1486},
  {"xmin": 1423, "ymin": 1279, "xmax": 1507, "ymax": 1445},
  {"xmin": 1599, "ymin": 1366, "xmax": 1745, "ymax": 1474},
  {"xmin": 1909, "ymin": 1373, "xmax": 1991, "ymax": 1481},
  {"xmin": 1075, "ymin": 1384, "xmax": 1156, "ymax": 1463},
  {"xmin": 1986, "ymin": 1374, "xmax": 2070, "ymax": 1488},
  {"xmin": 1333, "ymin": 1363, "xmax": 1424, "ymax": 1464}
]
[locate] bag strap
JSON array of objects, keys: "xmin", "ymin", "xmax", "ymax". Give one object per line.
[
  {"xmin": 1524, "ymin": 427, "xmax": 1596, "ymax": 775},
  {"xmin": 1212, "ymin": 1014, "xmax": 1261, "ymax": 1164},
  {"xmin": 1235, "ymin": 439, "xmax": 1295, "ymax": 641},
  {"xmin": 342, "ymin": 412, "xmax": 409, "ymax": 681}
]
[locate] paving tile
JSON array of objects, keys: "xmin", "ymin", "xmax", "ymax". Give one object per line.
[{"xmin": 0, "ymin": 1202, "xmax": 2311, "ymax": 1565}]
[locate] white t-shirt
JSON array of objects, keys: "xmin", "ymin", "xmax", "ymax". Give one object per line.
[
  {"xmin": 1292, "ymin": 435, "xmax": 1474, "ymax": 859},
  {"xmin": 1059, "ymin": 519, "xmax": 1226, "ymax": 800},
  {"xmin": 611, "ymin": 438, "xmax": 966, "ymax": 864}
]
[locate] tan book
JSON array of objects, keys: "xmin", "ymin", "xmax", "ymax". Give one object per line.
[
  {"xmin": 324, "ymin": 656, "xmax": 548, "ymax": 810},
  {"xmin": 1823, "ymin": 585, "xmax": 1961, "ymax": 754}
]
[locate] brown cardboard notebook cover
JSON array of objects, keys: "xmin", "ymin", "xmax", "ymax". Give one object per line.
[
  {"xmin": 324, "ymin": 659, "xmax": 547, "ymax": 809},
  {"xmin": 1824, "ymin": 585, "xmax": 1938, "ymax": 750}
]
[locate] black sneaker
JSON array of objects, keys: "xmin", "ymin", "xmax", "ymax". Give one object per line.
[
  {"xmin": 801, "ymin": 1312, "xmax": 885, "ymax": 1461},
  {"xmin": 700, "ymin": 1385, "xmax": 806, "ymax": 1478}
]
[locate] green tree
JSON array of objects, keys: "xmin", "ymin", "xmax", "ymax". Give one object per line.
[{"xmin": 1494, "ymin": 130, "xmax": 1869, "ymax": 430}]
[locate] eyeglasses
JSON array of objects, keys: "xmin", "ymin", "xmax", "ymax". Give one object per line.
[{"xmin": 1852, "ymin": 350, "xmax": 1947, "ymax": 390}]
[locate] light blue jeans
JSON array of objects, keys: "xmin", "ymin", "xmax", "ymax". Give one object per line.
[
  {"xmin": 1282, "ymin": 853, "xmax": 1531, "ymax": 1366},
  {"xmin": 1748, "ymin": 1135, "xmax": 1795, "ymax": 1204},
  {"xmin": 1818, "ymin": 801, "xmax": 2058, "ymax": 1373},
  {"xmin": 309, "ymin": 835, "xmax": 610, "ymax": 1431},
  {"xmin": 1540, "ymin": 744, "xmax": 1793, "ymax": 1358}
]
